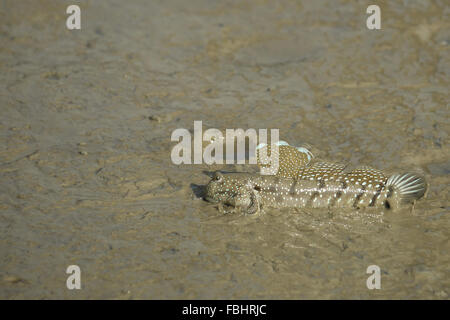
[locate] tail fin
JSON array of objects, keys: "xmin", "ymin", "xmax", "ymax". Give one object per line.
[{"xmin": 386, "ymin": 173, "xmax": 427, "ymax": 207}]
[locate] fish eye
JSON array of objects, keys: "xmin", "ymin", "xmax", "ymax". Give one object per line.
[{"xmin": 214, "ymin": 175, "xmax": 222, "ymax": 181}]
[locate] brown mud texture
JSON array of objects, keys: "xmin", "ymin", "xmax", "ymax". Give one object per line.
[{"xmin": 0, "ymin": 0, "xmax": 449, "ymax": 299}]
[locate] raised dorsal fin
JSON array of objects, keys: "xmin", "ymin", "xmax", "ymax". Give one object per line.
[
  {"xmin": 256, "ymin": 142, "xmax": 389, "ymax": 185},
  {"xmin": 256, "ymin": 141, "xmax": 314, "ymax": 178}
]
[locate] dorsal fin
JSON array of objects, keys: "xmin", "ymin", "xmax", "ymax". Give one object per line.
[{"xmin": 256, "ymin": 141, "xmax": 314, "ymax": 178}]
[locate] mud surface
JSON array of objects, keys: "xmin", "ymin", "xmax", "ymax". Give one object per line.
[{"xmin": 0, "ymin": 0, "xmax": 449, "ymax": 299}]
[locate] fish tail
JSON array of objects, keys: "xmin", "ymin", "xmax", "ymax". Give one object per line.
[{"xmin": 385, "ymin": 172, "xmax": 427, "ymax": 209}]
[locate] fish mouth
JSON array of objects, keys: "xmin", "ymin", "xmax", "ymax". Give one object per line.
[{"xmin": 204, "ymin": 196, "xmax": 219, "ymax": 203}]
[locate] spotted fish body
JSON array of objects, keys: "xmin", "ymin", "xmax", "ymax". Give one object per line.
[
  {"xmin": 205, "ymin": 171, "xmax": 426, "ymax": 214},
  {"xmin": 205, "ymin": 142, "xmax": 427, "ymax": 214}
]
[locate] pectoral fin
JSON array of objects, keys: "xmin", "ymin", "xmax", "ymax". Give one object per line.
[{"xmin": 244, "ymin": 190, "xmax": 260, "ymax": 214}]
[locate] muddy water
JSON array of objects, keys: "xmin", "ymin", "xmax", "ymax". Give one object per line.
[{"xmin": 0, "ymin": 0, "xmax": 449, "ymax": 299}]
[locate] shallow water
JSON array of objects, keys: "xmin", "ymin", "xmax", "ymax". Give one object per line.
[{"xmin": 0, "ymin": 0, "xmax": 449, "ymax": 299}]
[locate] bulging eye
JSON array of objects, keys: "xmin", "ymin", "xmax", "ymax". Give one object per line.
[{"xmin": 213, "ymin": 172, "xmax": 223, "ymax": 182}]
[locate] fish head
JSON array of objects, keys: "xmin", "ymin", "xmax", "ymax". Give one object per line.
[{"xmin": 204, "ymin": 172, "xmax": 254, "ymax": 209}]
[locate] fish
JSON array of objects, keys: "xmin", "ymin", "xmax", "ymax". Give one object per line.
[
  {"xmin": 205, "ymin": 142, "xmax": 427, "ymax": 214},
  {"xmin": 204, "ymin": 171, "xmax": 427, "ymax": 214}
]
